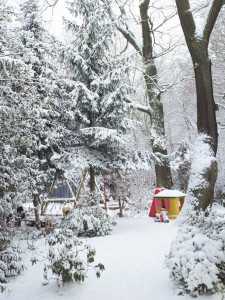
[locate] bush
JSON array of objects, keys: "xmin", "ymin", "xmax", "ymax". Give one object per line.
[
  {"xmin": 166, "ymin": 205, "xmax": 225, "ymax": 296},
  {"xmin": 0, "ymin": 241, "xmax": 24, "ymax": 292},
  {"xmin": 44, "ymin": 228, "xmax": 104, "ymax": 286},
  {"xmin": 62, "ymin": 206, "xmax": 114, "ymax": 237}
]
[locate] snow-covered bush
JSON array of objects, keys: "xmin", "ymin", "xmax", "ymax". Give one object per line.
[
  {"xmin": 166, "ymin": 204, "xmax": 225, "ymax": 296},
  {"xmin": 171, "ymin": 141, "xmax": 191, "ymax": 192},
  {"xmin": 0, "ymin": 243, "xmax": 24, "ymax": 292},
  {"xmin": 180, "ymin": 134, "xmax": 217, "ymax": 221},
  {"xmin": 62, "ymin": 206, "xmax": 114, "ymax": 237},
  {"xmin": 44, "ymin": 228, "xmax": 104, "ymax": 286}
]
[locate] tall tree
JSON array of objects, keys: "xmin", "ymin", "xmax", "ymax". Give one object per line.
[
  {"xmin": 0, "ymin": 0, "xmax": 30, "ymax": 221},
  {"xmin": 139, "ymin": 0, "xmax": 173, "ymax": 188},
  {"xmin": 175, "ymin": 0, "xmax": 224, "ymax": 209},
  {"xmin": 0, "ymin": 1, "xmax": 28, "ymax": 288},
  {"xmin": 210, "ymin": 8, "xmax": 225, "ymax": 195},
  {"xmin": 114, "ymin": 0, "xmax": 173, "ymax": 188},
  {"xmin": 0, "ymin": 0, "xmax": 76, "ymax": 228},
  {"xmin": 16, "ymin": 0, "xmax": 70, "ymax": 225},
  {"xmin": 63, "ymin": 0, "xmax": 137, "ymax": 198}
]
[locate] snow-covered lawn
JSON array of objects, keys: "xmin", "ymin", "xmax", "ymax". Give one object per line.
[{"xmin": 3, "ymin": 217, "xmax": 221, "ymax": 300}]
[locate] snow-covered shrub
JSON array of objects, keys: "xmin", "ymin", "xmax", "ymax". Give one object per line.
[
  {"xmin": 171, "ymin": 141, "xmax": 191, "ymax": 192},
  {"xmin": 62, "ymin": 206, "xmax": 114, "ymax": 237},
  {"xmin": 44, "ymin": 228, "xmax": 104, "ymax": 286},
  {"xmin": 0, "ymin": 243, "xmax": 24, "ymax": 292},
  {"xmin": 166, "ymin": 204, "xmax": 225, "ymax": 296},
  {"xmin": 180, "ymin": 134, "xmax": 217, "ymax": 221}
]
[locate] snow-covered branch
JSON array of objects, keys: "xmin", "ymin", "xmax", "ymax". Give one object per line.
[
  {"xmin": 125, "ymin": 98, "xmax": 152, "ymax": 115},
  {"xmin": 116, "ymin": 25, "xmax": 142, "ymax": 55}
]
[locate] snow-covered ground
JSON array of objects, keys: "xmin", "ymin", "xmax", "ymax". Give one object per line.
[{"xmin": 2, "ymin": 216, "xmax": 222, "ymax": 300}]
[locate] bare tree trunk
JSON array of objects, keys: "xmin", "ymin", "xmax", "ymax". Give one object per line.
[
  {"xmin": 88, "ymin": 165, "xmax": 97, "ymax": 206},
  {"xmin": 175, "ymin": 0, "xmax": 223, "ymax": 209},
  {"xmin": 33, "ymin": 193, "xmax": 40, "ymax": 229},
  {"xmin": 194, "ymin": 56, "xmax": 218, "ymax": 209},
  {"xmin": 74, "ymin": 169, "xmax": 87, "ymax": 207},
  {"xmin": 140, "ymin": 0, "xmax": 173, "ymax": 188},
  {"xmin": 103, "ymin": 177, "xmax": 108, "ymax": 211},
  {"xmin": 193, "ymin": 45, "xmax": 218, "ymax": 153},
  {"xmin": 114, "ymin": 1, "xmax": 173, "ymax": 188},
  {"xmin": 89, "ymin": 166, "xmax": 95, "ymax": 193},
  {"xmin": 118, "ymin": 197, "xmax": 124, "ymax": 217},
  {"xmin": 191, "ymin": 49, "xmax": 218, "ymax": 208}
]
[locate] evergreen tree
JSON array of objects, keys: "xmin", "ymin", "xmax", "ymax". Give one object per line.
[
  {"xmin": 63, "ymin": 0, "xmax": 133, "ymax": 193},
  {"xmin": 0, "ymin": 1, "xmax": 26, "ymax": 290},
  {"xmin": 15, "ymin": 0, "xmax": 80, "ymax": 225},
  {"xmin": 44, "ymin": 227, "xmax": 104, "ymax": 286},
  {"xmin": 0, "ymin": 0, "xmax": 32, "ymax": 220}
]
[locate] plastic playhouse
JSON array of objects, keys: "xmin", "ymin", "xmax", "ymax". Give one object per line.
[{"xmin": 148, "ymin": 188, "xmax": 186, "ymax": 220}]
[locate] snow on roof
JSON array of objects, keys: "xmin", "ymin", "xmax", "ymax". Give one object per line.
[{"xmin": 154, "ymin": 189, "xmax": 186, "ymax": 198}]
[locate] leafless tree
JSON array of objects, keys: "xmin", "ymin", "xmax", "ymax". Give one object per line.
[
  {"xmin": 175, "ymin": 0, "xmax": 224, "ymax": 209},
  {"xmin": 115, "ymin": 0, "xmax": 174, "ymax": 188}
]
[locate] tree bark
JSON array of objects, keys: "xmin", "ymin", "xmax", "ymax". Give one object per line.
[
  {"xmin": 33, "ymin": 193, "xmax": 41, "ymax": 229},
  {"xmin": 193, "ymin": 44, "xmax": 218, "ymax": 154},
  {"xmin": 89, "ymin": 165, "xmax": 96, "ymax": 193},
  {"xmin": 118, "ymin": 197, "xmax": 124, "ymax": 217},
  {"xmin": 140, "ymin": 0, "xmax": 173, "ymax": 188},
  {"xmin": 193, "ymin": 153, "xmax": 218, "ymax": 211}
]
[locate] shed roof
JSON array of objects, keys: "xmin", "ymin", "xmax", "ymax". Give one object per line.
[{"xmin": 154, "ymin": 189, "xmax": 186, "ymax": 198}]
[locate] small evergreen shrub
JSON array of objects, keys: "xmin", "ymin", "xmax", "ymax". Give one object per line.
[
  {"xmin": 62, "ymin": 206, "xmax": 114, "ymax": 237},
  {"xmin": 44, "ymin": 228, "xmax": 104, "ymax": 286},
  {"xmin": 0, "ymin": 235, "xmax": 24, "ymax": 293},
  {"xmin": 166, "ymin": 205, "xmax": 225, "ymax": 296}
]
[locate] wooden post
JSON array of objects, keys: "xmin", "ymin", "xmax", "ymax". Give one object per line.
[
  {"xmin": 74, "ymin": 170, "xmax": 87, "ymax": 208},
  {"xmin": 33, "ymin": 192, "xmax": 41, "ymax": 229},
  {"xmin": 103, "ymin": 178, "xmax": 108, "ymax": 212}
]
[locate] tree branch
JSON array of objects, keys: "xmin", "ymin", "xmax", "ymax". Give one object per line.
[
  {"xmin": 139, "ymin": 0, "xmax": 153, "ymax": 62},
  {"xmin": 203, "ymin": 0, "xmax": 224, "ymax": 43},
  {"xmin": 116, "ymin": 25, "xmax": 142, "ymax": 55},
  {"xmin": 124, "ymin": 98, "xmax": 152, "ymax": 115},
  {"xmin": 45, "ymin": 0, "xmax": 60, "ymax": 7}
]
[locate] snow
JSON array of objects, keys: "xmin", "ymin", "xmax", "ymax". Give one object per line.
[
  {"xmin": 180, "ymin": 134, "xmax": 217, "ymax": 221},
  {"xmin": 154, "ymin": 189, "xmax": 186, "ymax": 198},
  {"xmin": 3, "ymin": 216, "xmax": 221, "ymax": 300},
  {"xmin": 43, "ymin": 202, "xmax": 74, "ymax": 216},
  {"xmin": 192, "ymin": 0, "xmax": 212, "ymax": 38},
  {"xmin": 167, "ymin": 204, "xmax": 225, "ymax": 296}
]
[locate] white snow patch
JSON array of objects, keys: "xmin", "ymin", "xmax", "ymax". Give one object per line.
[
  {"xmin": 179, "ymin": 134, "xmax": 216, "ymax": 221},
  {"xmin": 155, "ymin": 189, "xmax": 186, "ymax": 198},
  {"xmin": 4, "ymin": 217, "xmax": 220, "ymax": 300}
]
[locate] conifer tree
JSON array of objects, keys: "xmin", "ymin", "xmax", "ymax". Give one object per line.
[{"xmin": 63, "ymin": 0, "xmax": 133, "ymax": 196}]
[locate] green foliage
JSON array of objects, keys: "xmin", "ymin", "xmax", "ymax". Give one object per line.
[
  {"xmin": 62, "ymin": 205, "xmax": 114, "ymax": 237},
  {"xmin": 45, "ymin": 228, "xmax": 104, "ymax": 286}
]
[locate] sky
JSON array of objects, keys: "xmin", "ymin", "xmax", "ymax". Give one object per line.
[
  {"xmin": 42, "ymin": 0, "xmax": 66, "ymax": 38},
  {"xmin": 8, "ymin": 0, "xmax": 66, "ymax": 38}
]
